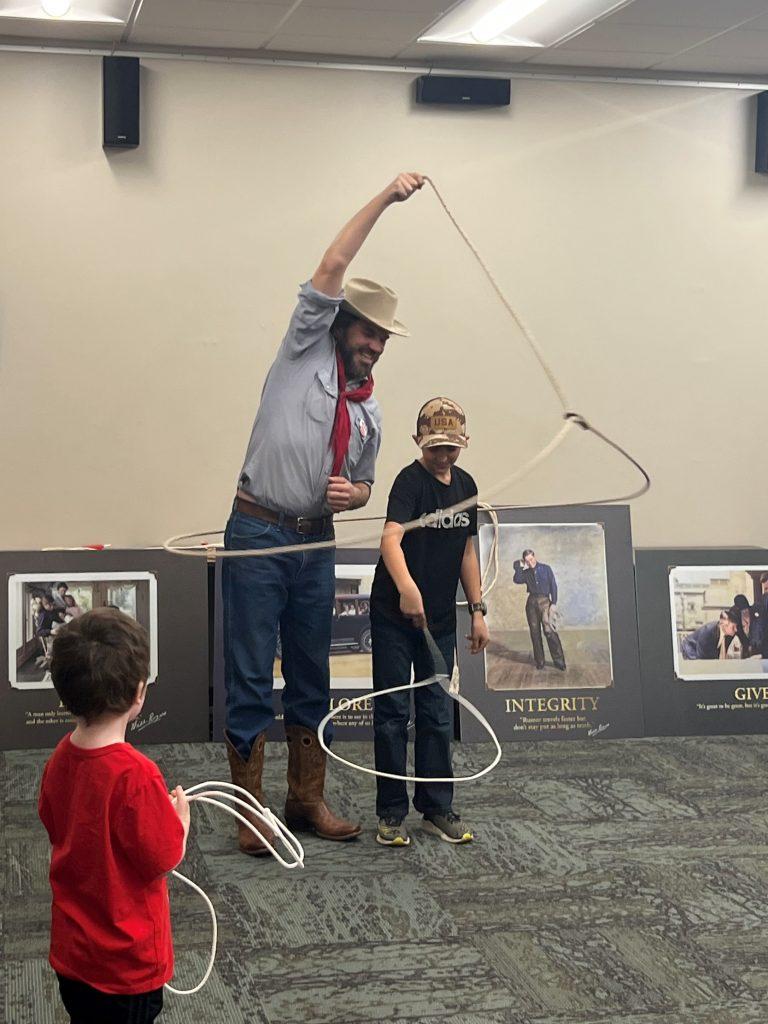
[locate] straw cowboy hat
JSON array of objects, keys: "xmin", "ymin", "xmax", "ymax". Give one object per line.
[{"xmin": 341, "ymin": 278, "xmax": 410, "ymax": 337}]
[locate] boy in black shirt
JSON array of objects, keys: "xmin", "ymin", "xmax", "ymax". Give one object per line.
[{"xmin": 370, "ymin": 398, "xmax": 489, "ymax": 846}]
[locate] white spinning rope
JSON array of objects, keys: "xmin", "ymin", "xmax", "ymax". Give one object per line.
[
  {"xmin": 163, "ymin": 418, "xmax": 577, "ymax": 558},
  {"xmin": 162, "ymin": 174, "xmax": 651, "ymax": 784},
  {"xmin": 159, "ymin": 175, "xmax": 652, "ymax": 990},
  {"xmin": 163, "ymin": 179, "xmax": 650, "ymax": 563},
  {"xmin": 317, "ymin": 624, "xmax": 502, "ymax": 783},
  {"xmin": 165, "ymin": 781, "xmax": 303, "ymax": 996},
  {"xmin": 458, "ymin": 502, "xmax": 500, "ymax": 603}
]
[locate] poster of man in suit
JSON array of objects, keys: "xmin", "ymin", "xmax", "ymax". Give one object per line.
[{"xmin": 481, "ymin": 522, "xmax": 613, "ymax": 691}]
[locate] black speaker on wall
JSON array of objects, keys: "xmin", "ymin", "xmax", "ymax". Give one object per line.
[
  {"xmin": 756, "ymin": 91, "xmax": 768, "ymax": 173},
  {"xmin": 103, "ymin": 56, "xmax": 140, "ymax": 148},
  {"xmin": 415, "ymin": 75, "xmax": 510, "ymax": 107}
]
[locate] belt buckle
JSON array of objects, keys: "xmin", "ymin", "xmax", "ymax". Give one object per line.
[{"xmin": 295, "ymin": 516, "xmax": 313, "ymax": 536}]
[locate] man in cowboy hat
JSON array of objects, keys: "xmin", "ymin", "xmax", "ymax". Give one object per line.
[{"xmin": 223, "ymin": 172, "xmax": 424, "ymax": 854}]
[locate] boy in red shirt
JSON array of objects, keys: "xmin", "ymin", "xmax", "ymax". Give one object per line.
[{"xmin": 38, "ymin": 608, "xmax": 190, "ymax": 1023}]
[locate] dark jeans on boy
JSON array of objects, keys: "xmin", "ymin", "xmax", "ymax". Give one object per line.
[
  {"xmin": 371, "ymin": 612, "xmax": 454, "ymax": 820},
  {"xmin": 57, "ymin": 974, "xmax": 163, "ymax": 1024},
  {"xmin": 223, "ymin": 507, "xmax": 335, "ymax": 758}
]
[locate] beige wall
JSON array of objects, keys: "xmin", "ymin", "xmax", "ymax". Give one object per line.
[{"xmin": 1, "ymin": 51, "xmax": 767, "ymax": 551}]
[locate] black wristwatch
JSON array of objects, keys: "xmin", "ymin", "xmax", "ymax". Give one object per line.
[{"xmin": 469, "ymin": 601, "xmax": 488, "ymax": 616}]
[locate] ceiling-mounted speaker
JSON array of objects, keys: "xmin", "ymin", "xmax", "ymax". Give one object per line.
[
  {"xmin": 756, "ymin": 91, "xmax": 768, "ymax": 173},
  {"xmin": 415, "ymin": 75, "xmax": 510, "ymax": 107},
  {"xmin": 103, "ymin": 56, "xmax": 140, "ymax": 148}
]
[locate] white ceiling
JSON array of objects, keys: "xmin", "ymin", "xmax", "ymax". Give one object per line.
[{"xmin": 2, "ymin": 0, "xmax": 768, "ymax": 79}]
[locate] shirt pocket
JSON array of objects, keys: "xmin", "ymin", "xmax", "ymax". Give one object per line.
[{"xmin": 306, "ymin": 368, "xmax": 337, "ymax": 423}]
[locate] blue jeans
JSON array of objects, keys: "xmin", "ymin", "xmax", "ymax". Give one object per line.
[
  {"xmin": 223, "ymin": 509, "xmax": 335, "ymax": 759},
  {"xmin": 371, "ymin": 612, "xmax": 455, "ymax": 819}
]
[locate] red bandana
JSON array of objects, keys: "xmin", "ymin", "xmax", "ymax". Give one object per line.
[{"xmin": 330, "ymin": 350, "xmax": 374, "ymax": 476}]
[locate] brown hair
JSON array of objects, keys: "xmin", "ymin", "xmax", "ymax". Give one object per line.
[
  {"xmin": 51, "ymin": 608, "xmax": 149, "ymax": 724},
  {"xmin": 330, "ymin": 308, "xmax": 361, "ymax": 345}
]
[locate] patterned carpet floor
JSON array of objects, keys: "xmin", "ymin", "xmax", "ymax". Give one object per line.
[{"xmin": 4, "ymin": 735, "xmax": 768, "ymax": 1023}]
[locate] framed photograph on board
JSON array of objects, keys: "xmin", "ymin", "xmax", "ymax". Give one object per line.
[
  {"xmin": 457, "ymin": 506, "xmax": 643, "ymax": 742},
  {"xmin": 480, "ymin": 521, "xmax": 613, "ymax": 692},
  {"xmin": 0, "ymin": 550, "xmax": 209, "ymax": 750},
  {"xmin": 637, "ymin": 548, "xmax": 768, "ymax": 736},
  {"xmin": 8, "ymin": 572, "xmax": 158, "ymax": 690},
  {"xmin": 669, "ymin": 565, "xmax": 768, "ymax": 682}
]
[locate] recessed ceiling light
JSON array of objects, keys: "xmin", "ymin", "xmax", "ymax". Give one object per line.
[
  {"xmin": 41, "ymin": 0, "xmax": 71, "ymax": 15},
  {"xmin": 471, "ymin": 0, "xmax": 547, "ymax": 44},
  {"xmin": 420, "ymin": 0, "xmax": 633, "ymax": 48},
  {"xmin": 0, "ymin": 1, "xmax": 131, "ymax": 24}
]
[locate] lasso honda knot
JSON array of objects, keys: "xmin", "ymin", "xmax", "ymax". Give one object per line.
[{"xmin": 564, "ymin": 411, "xmax": 590, "ymax": 431}]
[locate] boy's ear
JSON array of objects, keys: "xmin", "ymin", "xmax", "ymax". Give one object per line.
[
  {"xmin": 135, "ymin": 680, "xmax": 148, "ymax": 704},
  {"xmin": 412, "ymin": 434, "xmax": 420, "ymax": 447}
]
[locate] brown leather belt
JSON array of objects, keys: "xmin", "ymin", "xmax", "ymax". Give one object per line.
[{"xmin": 235, "ymin": 497, "xmax": 333, "ymax": 537}]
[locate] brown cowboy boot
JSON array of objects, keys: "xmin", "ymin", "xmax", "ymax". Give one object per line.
[
  {"xmin": 284, "ymin": 724, "xmax": 361, "ymax": 841},
  {"xmin": 225, "ymin": 731, "xmax": 275, "ymax": 856}
]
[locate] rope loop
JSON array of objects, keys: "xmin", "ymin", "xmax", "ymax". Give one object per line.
[{"xmin": 163, "ymin": 176, "xmax": 650, "ymax": 562}]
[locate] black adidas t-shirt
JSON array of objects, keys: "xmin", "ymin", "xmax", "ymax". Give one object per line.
[{"xmin": 371, "ymin": 460, "xmax": 478, "ymax": 637}]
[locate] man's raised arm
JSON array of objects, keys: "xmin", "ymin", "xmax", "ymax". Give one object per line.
[{"xmin": 312, "ymin": 173, "xmax": 424, "ymax": 297}]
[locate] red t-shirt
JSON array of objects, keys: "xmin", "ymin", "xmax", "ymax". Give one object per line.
[{"xmin": 38, "ymin": 734, "xmax": 185, "ymax": 995}]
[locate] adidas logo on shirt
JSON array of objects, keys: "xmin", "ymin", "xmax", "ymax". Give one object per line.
[{"xmin": 419, "ymin": 509, "xmax": 470, "ymax": 529}]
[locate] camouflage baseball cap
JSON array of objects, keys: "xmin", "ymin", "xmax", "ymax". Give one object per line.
[{"xmin": 415, "ymin": 397, "xmax": 469, "ymax": 449}]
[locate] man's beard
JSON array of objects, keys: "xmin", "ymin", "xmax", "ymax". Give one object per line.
[{"xmin": 339, "ymin": 341, "xmax": 371, "ymax": 381}]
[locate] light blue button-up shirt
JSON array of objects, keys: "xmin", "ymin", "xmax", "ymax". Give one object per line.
[{"xmin": 238, "ymin": 281, "xmax": 382, "ymax": 517}]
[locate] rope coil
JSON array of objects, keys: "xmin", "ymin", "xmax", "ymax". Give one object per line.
[{"xmin": 166, "ymin": 782, "xmax": 303, "ymax": 996}]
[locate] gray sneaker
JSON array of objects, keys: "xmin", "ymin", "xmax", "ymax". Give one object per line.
[
  {"xmin": 376, "ymin": 817, "xmax": 410, "ymax": 847},
  {"xmin": 422, "ymin": 809, "xmax": 474, "ymax": 844}
]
